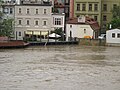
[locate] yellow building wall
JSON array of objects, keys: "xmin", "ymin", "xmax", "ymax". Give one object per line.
[{"xmin": 74, "ymin": 0, "xmax": 120, "ymax": 31}]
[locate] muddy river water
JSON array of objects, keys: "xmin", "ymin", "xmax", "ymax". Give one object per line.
[{"xmin": 0, "ymin": 45, "xmax": 120, "ymax": 90}]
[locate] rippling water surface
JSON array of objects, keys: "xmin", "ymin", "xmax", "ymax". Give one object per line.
[{"xmin": 0, "ymin": 45, "xmax": 120, "ymax": 90}]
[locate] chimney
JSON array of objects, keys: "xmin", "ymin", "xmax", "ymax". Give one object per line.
[{"xmin": 70, "ymin": 0, "xmax": 74, "ymax": 19}]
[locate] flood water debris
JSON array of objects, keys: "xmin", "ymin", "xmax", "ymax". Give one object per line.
[{"xmin": 0, "ymin": 45, "xmax": 120, "ymax": 90}]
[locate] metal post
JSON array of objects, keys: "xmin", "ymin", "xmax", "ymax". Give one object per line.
[
  {"xmin": 40, "ymin": 31, "xmax": 41, "ymax": 42},
  {"xmin": 16, "ymin": 31, "xmax": 17, "ymax": 40},
  {"xmin": 32, "ymin": 31, "xmax": 33, "ymax": 41},
  {"xmin": 48, "ymin": 31, "xmax": 49, "ymax": 42}
]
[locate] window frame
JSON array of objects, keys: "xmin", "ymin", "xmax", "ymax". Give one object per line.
[
  {"xmin": 103, "ymin": 15, "xmax": 107, "ymax": 21},
  {"xmin": 94, "ymin": 15, "xmax": 98, "ymax": 21},
  {"xmin": 89, "ymin": 4, "xmax": 92, "ymax": 11},
  {"xmin": 113, "ymin": 4, "xmax": 117, "ymax": 9},
  {"xmin": 36, "ymin": 9, "xmax": 38, "ymax": 14},
  {"xmin": 18, "ymin": 20, "xmax": 22, "ymax": 25},
  {"xmin": 19, "ymin": 32, "xmax": 21, "ymax": 36},
  {"xmin": 82, "ymin": 3, "xmax": 86, "ymax": 11},
  {"xmin": 43, "ymin": 9, "xmax": 47, "ymax": 14},
  {"xmin": 84, "ymin": 29, "xmax": 86, "ymax": 34},
  {"xmin": 26, "ymin": 8, "xmax": 30, "ymax": 14},
  {"xmin": 26, "ymin": 20, "xmax": 29, "ymax": 25},
  {"xmin": 10, "ymin": 8, "xmax": 13, "ymax": 14},
  {"xmin": 35, "ymin": 20, "xmax": 39, "ymax": 26},
  {"xmin": 76, "ymin": 3, "xmax": 80, "ymax": 11},
  {"xmin": 55, "ymin": 18, "xmax": 62, "ymax": 25},
  {"xmin": 103, "ymin": 4, "xmax": 107, "ymax": 11},
  {"xmin": 117, "ymin": 33, "xmax": 120, "ymax": 38},
  {"xmin": 43, "ymin": 21, "xmax": 47, "ymax": 26},
  {"xmin": 18, "ymin": 8, "xmax": 21, "ymax": 14},
  {"xmin": 94, "ymin": 4, "xmax": 98, "ymax": 11},
  {"xmin": 112, "ymin": 33, "xmax": 115, "ymax": 38}
]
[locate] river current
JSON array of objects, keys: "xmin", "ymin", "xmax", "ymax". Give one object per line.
[{"xmin": 0, "ymin": 45, "xmax": 120, "ymax": 90}]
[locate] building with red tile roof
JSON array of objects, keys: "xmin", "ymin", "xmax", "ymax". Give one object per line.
[{"xmin": 66, "ymin": 16, "xmax": 100, "ymax": 41}]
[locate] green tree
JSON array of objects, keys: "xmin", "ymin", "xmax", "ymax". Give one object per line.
[
  {"xmin": 0, "ymin": 12, "xmax": 4, "ymax": 36},
  {"xmin": 108, "ymin": 18, "xmax": 120, "ymax": 29},
  {"xmin": 112, "ymin": 6, "xmax": 120, "ymax": 19},
  {"xmin": 108, "ymin": 6, "xmax": 120, "ymax": 29},
  {"xmin": 0, "ymin": 18, "xmax": 14, "ymax": 37}
]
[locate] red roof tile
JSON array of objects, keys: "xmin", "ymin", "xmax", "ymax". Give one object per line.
[{"xmin": 67, "ymin": 17, "xmax": 100, "ymax": 31}]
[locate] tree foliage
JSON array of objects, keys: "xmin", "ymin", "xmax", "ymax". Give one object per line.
[
  {"xmin": 0, "ymin": 12, "xmax": 14, "ymax": 37},
  {"xmin": 108, "ymin": 6, "xmax": 120, "ymax": 29},
  {"xmin": 108, "ymin": 18, "xmax": 120, "ymax": 29},
  {"xmin": 112, "ymin": 6, "xmax": 120, "ymax": 19}
]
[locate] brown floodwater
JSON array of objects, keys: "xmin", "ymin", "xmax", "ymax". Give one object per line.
[{"xmin": 0, "ymin": 45, "xmax": 120, "ymax": 90}]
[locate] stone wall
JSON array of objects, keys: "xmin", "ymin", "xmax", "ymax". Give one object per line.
[{"xmin": 78, "ymin": 38, "xmax": 106, "ymax": 46}]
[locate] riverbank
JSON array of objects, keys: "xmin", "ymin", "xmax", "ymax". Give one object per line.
[
  {"xmin": 0, "ymin": 40, "xmax": 79, "ymax": 49},
  {"xmin": 78, "ymin": 38, "xmax": 106, "ymax": 46}
]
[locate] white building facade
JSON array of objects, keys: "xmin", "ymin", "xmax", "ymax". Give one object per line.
[
  {"xmin": 1, "ymin": 0, "xmax": 65, "ymax": 40},
  {"xmin": 52, "ymin": 13, "xmax": 65, "ymax": 31},
  {"xmin": 106, "ymin": 29, "xmax": 120, "ymax": 46},
  {"xmin": 1, "ymin": 1, "xmax": 15, "ymax": 19}
]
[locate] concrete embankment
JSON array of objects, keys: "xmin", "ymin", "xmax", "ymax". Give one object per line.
[{"xmin": 78, "ymin": 38, "xmax": 106, "ymax": 46}]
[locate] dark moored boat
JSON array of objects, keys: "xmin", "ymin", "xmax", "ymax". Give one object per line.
[{"xmin": 0, "ymin": 41, "xmax": 29, "ymax": 49}]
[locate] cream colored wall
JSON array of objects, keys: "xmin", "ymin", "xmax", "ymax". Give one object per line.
[
  {"xmin": 14, "ymin": 5, "xmax": 52, "ymax": 40},
  {"xmin": 66, "ymin": 24, "xmax": 94, "ymax": 41}
]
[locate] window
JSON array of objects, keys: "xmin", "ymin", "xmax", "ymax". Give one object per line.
[
  {"xmin": 18, "ymin": 8, "xmax": 21, "ymax": 14},
  {"xmin": 36, "ymin": 9, "xmax": 38, "ymax": 14},
  {"xmin": 44, "ymin": 9, "xmax": 46, "ymax": 14},
  {"xmin": 117, "ymin": 33, "xmax": 120, "ymax": 38},
  {"xmin": 84, "ymin": 29, "xmax": 86, "ymax": 33},
  {"xmin": 89, "ymin": 4, "xmax": 92, "ymax": 11},
  {"xmin": 70, "ymin": 25, "xmax": 72, "ymax": 28},
  {"xmin": 19, "ymin": 32, "xmax": 21, "ymax": 36},
  {"xmin": 94, "ymin": 4, "xmax": 98, "ymax": 11},
  {"xmin": 27, "ymin": 20, "xmax": 29, "ymax": 25},
  {"xmin": 10, "ymin": 8, "xmax": 13, "ymax": 14},
  {"xmin": 55, "ymin": 18, "xmax": 61, "ymax": 25},
  {"xmin": 3, "ymin": 8, "xmax": 9, "ymax": 14},
  {"xmin": 113, "ymin": 4, "xmax": 117, "ymax": 9},
  {"xmin": 27, "ymin": 8, "xmax": 29, "ymax": 14},
  {"xmin": 18, "ymin": 20, "xmax": 21, "ymax": 25},
  {"xmin": 35, "ymin": 20, "xmax": 38, "ymax": 25},
  {"xmin": 77, "ymin": 4, "xmax": 80, "ymax": 11},
  {"xmin": 82, "ymin": 4, "xmax": 86, "ymax": 11},
  {"xmin": 65, "ymin": 0, "xmax": 69, "ymax": 3},
  {"xmin": 43, "ymin": 21, "xmax": 47, "ymax": 26},
  {"xmin": 112, "ymin": 33, "xmax": 115, "ymax": 38},
  {"xmin": 103, "ymin": 15, "xmax": 107, "ymax": 21},
  {"xmin": 103, "ymin": 4, "xmax": 107, "ymax": 11},
  {"xmin": 94, "ymin": 16, "xmax": 97, "ymax": 21}
]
